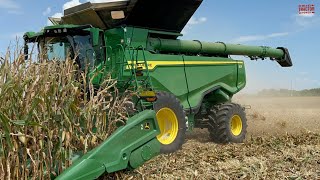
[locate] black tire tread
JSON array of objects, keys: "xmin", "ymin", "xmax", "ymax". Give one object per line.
[
  {"xmin": 208, "ymin": 103, "xmax": 247, "ymax": 144},
  {"xmin": 154, "ymin": 91, "xmax": 186, "ymax": 153}
]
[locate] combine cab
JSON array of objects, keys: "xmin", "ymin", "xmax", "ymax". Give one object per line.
[{"xmin": 23, "ymin": 0, "xmax": 292, "ymax": 179}]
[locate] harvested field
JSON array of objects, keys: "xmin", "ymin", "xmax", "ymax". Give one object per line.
[
  {"xmin": 118, "ymin": 97, "xmax": 320, "ymax": 179},
  {"xmin": 234, "ymin": 96, "xmax": 320, "ymax": 136}
]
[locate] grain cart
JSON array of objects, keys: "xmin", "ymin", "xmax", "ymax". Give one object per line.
[{"xmin": 23, "ymin": 0, "xmax": 292, "ymax": 179}]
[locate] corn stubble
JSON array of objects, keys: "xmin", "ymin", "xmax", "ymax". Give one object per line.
[
  {"xmin": 0, "ymin": 49, "xmax": 129, "ymax": 179},
  {"xmin": 119, "ymin": 131, "xmax": 319, "ymax": 180}
]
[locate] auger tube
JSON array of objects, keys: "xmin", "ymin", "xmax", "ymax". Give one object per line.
[{"xmin": 148, "ymin": 38, "xmax": 292, "ymax": 67}]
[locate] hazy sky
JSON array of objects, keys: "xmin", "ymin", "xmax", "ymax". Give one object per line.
[{"xmin": 0, "ymin": 0, "xmax": 319, "ymax": 92}]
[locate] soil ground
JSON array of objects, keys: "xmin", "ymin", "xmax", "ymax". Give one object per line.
[
  {"xmin": 116, "ymin": 97, "xmax": 320, "ymax": 179},
  {"xmin": 234, "ymin": 96, "xmax": 320, "ymax": 136}
]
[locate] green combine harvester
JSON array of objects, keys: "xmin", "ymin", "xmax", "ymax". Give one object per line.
[{"xmin": 23, "ymin": 0, "xmax": 292, "ymax": 179}]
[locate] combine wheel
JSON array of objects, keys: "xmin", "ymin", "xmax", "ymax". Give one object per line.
[
  {"xmin": 154, "ymin": 91, "xmax": 186, "ymax": 153},
  {"xmin": 208, "ymin": 103, "xmax": 247, "ymax": 143}
]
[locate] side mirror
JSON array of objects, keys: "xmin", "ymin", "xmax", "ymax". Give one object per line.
[{"xmin": 90, "ymin": 28, "xmax": 100, "ymax": 47}]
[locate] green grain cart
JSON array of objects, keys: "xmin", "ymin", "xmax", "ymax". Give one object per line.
[{"xmin": 23, "ymin": 0, "xmax": 292, "ymax": 179}]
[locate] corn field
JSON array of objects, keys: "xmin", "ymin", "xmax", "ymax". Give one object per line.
[{"xmin": 0, "ymin": 48, "xmax": 129, "ymax": 179}]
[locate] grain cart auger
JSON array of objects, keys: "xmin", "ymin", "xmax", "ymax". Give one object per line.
[{"xmin": 23, "ymin": 0, "xmax": 292, "ymax": 179}]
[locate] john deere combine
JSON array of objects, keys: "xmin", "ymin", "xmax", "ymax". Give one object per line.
[{"xmin": 23, "ymin": 0, "xmax": 292, "ymax": 179}]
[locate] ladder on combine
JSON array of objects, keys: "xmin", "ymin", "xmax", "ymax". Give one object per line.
[
  {"xmin": 113, "ymin": 44, "xmax": 156, "ymax": 110},
  {"xmin": 129, "ymin": 46, "xmax": 153, "ymax": 91}
]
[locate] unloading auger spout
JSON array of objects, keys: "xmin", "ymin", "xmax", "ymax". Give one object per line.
[{"xmin": 147, "ymin": 38, "xmax": 292, "ymax": 67}]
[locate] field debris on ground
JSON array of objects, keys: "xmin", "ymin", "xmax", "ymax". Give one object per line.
[{"xmin": 119, "ymin": 131, "xmax": 319, "ymax": 179}]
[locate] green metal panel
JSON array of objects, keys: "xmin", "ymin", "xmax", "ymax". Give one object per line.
[
  {"xmin": 237, "ymin": 62, "xmax": 246, "ymax": 90},
  {"xmin": 129, "ymin": 138, "xmax": 161, "ymax": 169},
  {"xmin": 210, "ymin": 89, "xmax": 231, "ymax": 102},
  {"xmin": 56, "ymin": 110, "xmax": 161, "ymax": 180},
  {"xmin": 119, "ymin": 51, "xmax": 242, "ymax": 111},
  {"xmin": 125, "ymin": 28, "xmax": 149, "ymax": 47},
  {"xmin": 183, "ymin": 55, "xmax": 239, "ymax": 109},
  {"xmin": 89, "ymin": 27, "xmax": 101, "ymax": 46},
  {"xmin": 120, "ymin": 51, "xmax": 190, "ymax": 107}
]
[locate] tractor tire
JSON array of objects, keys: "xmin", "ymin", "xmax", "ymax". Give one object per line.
[
  {"xmin": 208, "ymin": 103, "xmax": 247, "ymax": 144},
  {"xmin": 154, "ymin": 91, "xmax": 186, "ymax": 153}
]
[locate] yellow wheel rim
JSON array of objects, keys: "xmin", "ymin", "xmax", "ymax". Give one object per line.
[
  {"xmin": 230, "ymin": 115, "xmax": 243, "ymax": 136},
  {"xmin": 156, "ymin": 107, "xmax": 179, "ymax": 145}
]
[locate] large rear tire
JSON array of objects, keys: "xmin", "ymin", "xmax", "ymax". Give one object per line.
[
  {"xmin": 154, "ymin": 91, "xmax": 186, "ymax": 153},
  {"xmin": 208, "ymin": 103, "xmax": 247, "ymax": 143}
]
